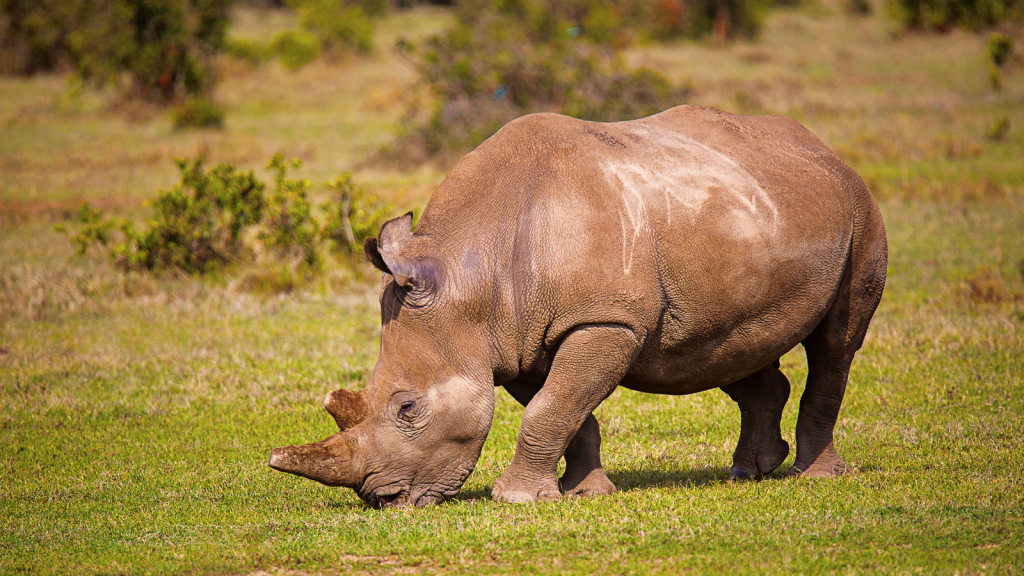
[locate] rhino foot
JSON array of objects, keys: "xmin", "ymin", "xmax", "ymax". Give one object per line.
[
  {"xmin": 560, "ymin": 467, "xmax": 617, "ymax": 498},
  {"xmin": 789, "ymin": 442, "xmax": 850, "ymax": 478},
  {"xmin": 731, "ymin": 436, "xmax": 790, "ymax": 480},
  {"xmin": 491, "ymin": 475, "xmax": 561, "ymax": 504}
]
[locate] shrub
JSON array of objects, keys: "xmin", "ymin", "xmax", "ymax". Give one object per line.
[
  {"xmin": 0, "ymin": 0, "xmax": 83, "ymax": 74},
  {"xmin": 245, "ymin": 0, "xmax": 384, "ymax": 70},
  {"xmin": 988, "ymin": 32, "xmax": 1013, "ymax": 65},
  {"xmin": 2, "ymin": 0, "xmax": 229, "ymax": 102},
  {"xmin": 888, "ymin": 0, "xmax": 1023, "ymax": 31},
  {"xmin": 61, "ymin": 159, "xmax": 266, "ymax": 274},
  {"xmin": 223, "ymin": 37, "xmax": 266, "ymax": 65},
  {"xmin": 60, "ymin": 155, "xmax": 393, "ymax": 276},
  {"xmin": 296, "ymin": 0, "xmax": 377, "ymax": 55},
  {"xmin": 987, "ymin": 34, "xmax": 1012, "ymax": 92},
  {"xmin": 393, "ymin": 1, "xmax": 690, "ymax": 160},
  {"xmin": 322, "ymin": 173, "xmax": 396, "ymax": 255},
  {"xmin": 483, "ymin": 0, "xmax": 769, "ymax": 44},
  {"xmin": 672, "ymin": 0, "xmax": 771, "ymax": 40},
  {"xmin": 66, "ymin": 0, "xmax": 230, "ymax": 102},
  {"xmin": 260, "ymin": 154, "xmax": 322, "ymax": 269},
  {"xmin": 416, "ymin": 97, "xmax": 521, "ymax": 158},
  {"xmin": 172, "ymin": 97, "xmax": 226, "ymax": 129},
  {"xmin": 564, "ymin": 67, "xmax": 680, "ymax": 122},
  {"xmin": 268, "ymin": 30, "xmax": 321, "ymax": 70}
]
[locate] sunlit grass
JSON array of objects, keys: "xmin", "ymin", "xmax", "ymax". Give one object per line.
[{"xmin": 2, "ymin": 198, "xmax": 1022, "ymax": 575}]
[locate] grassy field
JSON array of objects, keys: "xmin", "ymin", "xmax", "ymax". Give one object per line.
[{"xmin": 2, "ymin": 2, "xmax": 1024, "ymax": 574}]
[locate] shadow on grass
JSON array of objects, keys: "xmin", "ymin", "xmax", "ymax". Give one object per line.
[
  {"xmin": 609, "ymin": 465, "xmax": 732, "ymax": 491},
  {"xmin": 449, "ymin": 465, "xmax": 739, "ymax": 504},
  {"xmin": 326, "ymin": 461, "xmax": 846, "ymax": 509},
  {"xmin": 455, "ymin": 487, "xmax": 493, "ymax": 501}
]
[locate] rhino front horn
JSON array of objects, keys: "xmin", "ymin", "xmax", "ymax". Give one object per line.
[
  {"xmin": 268, "ymin": 432, "xmax": 362, "ymax": 488},
  {"xmin": 323, "ymin": 389, "xmax": 369, "ymax": 430}
]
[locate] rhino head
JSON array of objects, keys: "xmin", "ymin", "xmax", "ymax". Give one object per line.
[{"xmin": 268, "ymin": 212, "xmax": 497, "ymax": 508}]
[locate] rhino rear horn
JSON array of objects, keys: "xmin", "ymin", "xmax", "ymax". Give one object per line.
[
  {"xmin": 364, "ymin": 212, "xmax": 421, "ymax": 287},
  {"xmin": 324, "ymin": 389, "xmax": 370, "ymax": 430}
]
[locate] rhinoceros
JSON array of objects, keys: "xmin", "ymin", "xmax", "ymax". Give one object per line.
[{"xmin": 268, "ymin": 105, "xmax": 887, "ymax": 507}]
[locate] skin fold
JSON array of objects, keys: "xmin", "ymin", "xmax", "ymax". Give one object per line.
[{"xmin": 269, "ymin": 105, "xmax": 888, "ymax": 507}]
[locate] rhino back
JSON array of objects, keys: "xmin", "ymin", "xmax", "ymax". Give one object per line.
[{"xmin": 416, "ymin": 107, "xmax": 860, "ymax": 392}]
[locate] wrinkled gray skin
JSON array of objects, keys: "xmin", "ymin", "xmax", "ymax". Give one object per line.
[{"xmin": 269, "ymin": 106, "xmax": 888, "ymax": 507}]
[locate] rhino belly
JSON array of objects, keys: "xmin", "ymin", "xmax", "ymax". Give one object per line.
[{"xmin": 619, "ymin": 230, "xmax": 846, "ymax": 396}]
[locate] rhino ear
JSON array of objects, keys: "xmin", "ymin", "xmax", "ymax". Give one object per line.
[
  {"xmin": 363, "ymin": 237, "xmax": 389, "ymax": 274},
  {"xmin": 364, "ymin": 212, "xmax": 421, "ymax": 287}
]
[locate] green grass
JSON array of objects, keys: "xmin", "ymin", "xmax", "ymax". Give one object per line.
[
  {"xmin": 2, "ymin": 1, "xmax": 1024, "ymax": 574},
  {"xmin": 3, "ymin": 199, "xmax": 1022, "ymax": 574}
]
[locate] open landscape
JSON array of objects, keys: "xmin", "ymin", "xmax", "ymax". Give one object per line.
[{"xmin": 2, "ymin": 1, "xmax": 1023, "ymax": 573}]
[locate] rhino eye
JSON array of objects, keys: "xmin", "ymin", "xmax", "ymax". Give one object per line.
[{"xmin": 398, "ymin": 400, "xmax": 416, "ymax": 419}]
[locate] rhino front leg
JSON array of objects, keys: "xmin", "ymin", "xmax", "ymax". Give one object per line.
[
  {"xmin": 721, "ymin": 361, "xmax": 791, "ymax": 479},
  {"xmin": 503, "ymin": 380, "xmax": 616, "ymax": 499},
  {"xmin": 493, "ymin": 325, "xmax": 639, "ymax": 503}
]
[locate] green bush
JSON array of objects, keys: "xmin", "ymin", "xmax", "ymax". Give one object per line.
[
  {"xmin": 986, "ymin": 32, "xmax": 1014, "ymax": 91},
  {"xmin": 0, "ymin": 0, "xmax": 83, "ymax": 74},
  {"xmin": 888, "ymin": 0, "xmax": 1022, "ymax": 31},
  {"xmin": 268, "ymin": 29, "xmax": 321, "ymax": 70},
  {"xmin": 418, "ymin": 6, "xmax": 687, "ymax": 110},
  {"xmin": 322, "ymin": 173, "xmax": 398, "ymax": 255},
  {"xmin": 660, "ymin": 0, "xmax": 771, "ymax": 40},
  {"xmin": 2, "ymin": 0, "xmax": 229, "ymax": 102},
  {"xmin": 223, "ymin": 37, "xmax": 266, "ymax": 65},
  {"xmin": 985, "ymin": 116, "xmax": 1010, "ymax": 140},
  {"xmin": 260, "ymin": 154, "xmax": 322, "ymax": 268},
  {"xmin": 62, "ymin": 159, "xmax": 265, "ymax": 274},
  {"xmin": 171, "ymin": 97, "xmax": 226, "ymax": 129},
  {"xmin": 237, "ymin": 0, "xmax": 383, "ymax": 71},
  {"xmin": 479, "ymin": 0, "xmax": 769, "ymax": 45},
  {"xmin": 393, "ymin": 1, "xmax": 690, "ymax": 160},
  {"xmin": 564, "ymin": 67, "xmax": 680, "ymax": 122},
  {"xmin": 988, "ymin": 32, "xmax": 1013, "ymax": 65},
  {"xmin": 296, "ymin": 0, "xmax": 377, "ymax": 55},
  {"xmin": 67, "ymin": 0, "xmax": 229, "ymax": 102},
  {"xmin": 60, "ymin": 155, "xmax": 393, "ymax": 275}
]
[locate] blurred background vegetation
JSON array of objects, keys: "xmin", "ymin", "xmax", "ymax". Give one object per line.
[{"xmin": 1, "ymin": 0, "xmax": 1022, "ymax": 288}]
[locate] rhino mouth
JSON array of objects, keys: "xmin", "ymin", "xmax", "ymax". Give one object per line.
[
  {"xmin": 369, "ymin": 488, "xmax": 409, "ymax": 509},
  {"xmin": 360, "ymin": 476, "xmax": 413, "ymax": 509},
  {"xmin": 358, "ymin": 457, "xmax": 476, "ymax": 508},
  {"xmin": 363, "ymin": 484, "xmax": 448, "ymax": 509}
]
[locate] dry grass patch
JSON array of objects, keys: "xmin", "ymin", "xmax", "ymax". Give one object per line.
[{"xmin": 959, "ymin": 265, "xmax": 1019, "ymax": 304}]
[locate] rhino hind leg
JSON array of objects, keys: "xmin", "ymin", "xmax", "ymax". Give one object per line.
[
  {"xmin": 559, "ymin": 414, "xmax": 617, "ymax": 497},
  {"xmin": 493, "ymin": 325, "xmax": 639, "ymax": 504},
  {"xmin": 793, "ymin": 188, "xmax": 887, "ymax": 478},
  {"xmin": 790, "ymin": 352, "xmax": 854, "ymax": 478},
  {"xmin": 722, "ymin": 362, "xmax": 791, "ymax": 479}
]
